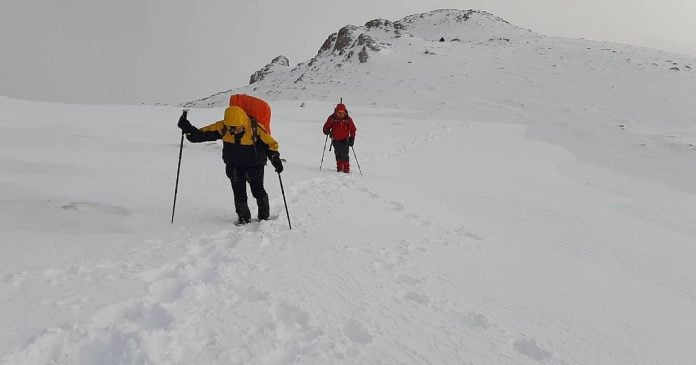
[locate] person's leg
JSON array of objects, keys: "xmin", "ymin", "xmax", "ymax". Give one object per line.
[
  {"xmin": 226, "ymin": 164, "xmax": 251, "ymax": 223},
  {"xmin": 247, "ymin": 166, "xmax": 270, "ymax": 220},
  {"xmin": 334, "ymin": 141, "xmax": 350, "ymax": 173},
  {"xmin": 332, "ymin": 141, "xmax": 342, "ymax": 172}
]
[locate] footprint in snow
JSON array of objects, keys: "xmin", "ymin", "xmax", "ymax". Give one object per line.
[
  {"xmin": 343, "ymin": 319, "xmax": 373, "ymax": 344},
  {"xmin": 395, "ymin": 273, "xmax": 421, "ymax": 286},
  {"xmin": 397, "ymin": 290, "xmax": 430, "ymax": 305},
  {"xmin": 389, "ymin": 201, "xmax": 404, "ymax": 211},
  {"xmin": 454, "ymin": 226, "xmax": 484, "ymax": 241},
  {"xmin": 513, "ymin": 337, "xmax": 552, "ymax": 362},
  {"xmin": 464, "ymin": 231, "xmax": 484, "ymax": 241},
  {"xmin": 61, "ymin": 201, "xmax": 130, "ymax": 216},
  {"xmin": 90, "ymin": 300, "xmax": 175, "ymax": 331},
  {"xmin": 459, "ymin": 312, "xmax": 490, "ymax": 329}
]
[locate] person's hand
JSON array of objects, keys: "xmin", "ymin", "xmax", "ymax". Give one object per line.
[
  {"xmin": 348, "ymin": 137, "xmax": 354, "ymax": 147},
  {"xmin": 323, "ymin": 129, "xmax": 331, "ymax": 136},
  {"xmin": 178, "ymin": 116, "xmax": 195, "ymax": 133},
  {"xmin": 269, "ymin": 151, "xmax": 283, "ymax": 173}
]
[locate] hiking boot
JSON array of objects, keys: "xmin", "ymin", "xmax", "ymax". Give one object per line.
[
  {"xmin": 235, "ymin": 201, "xmax": 251, "ymax": 223},
  {"xmin": 235, "ymin": 217, "xmax": 251, "ymax": 225},
  {"xmin": 257, "ymin": 195, "xmax": 270, "ymax": 220}
]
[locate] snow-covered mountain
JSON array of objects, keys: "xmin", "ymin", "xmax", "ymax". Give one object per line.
[
  {"xmin": 186, "ymin": 9, "xmax": 693, "ymax": 115},
  {"xmin": 2, "ymin": 8, "xmax": 696, "ymax": 365}
]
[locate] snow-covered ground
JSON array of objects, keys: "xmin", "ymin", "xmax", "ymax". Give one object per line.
[{"xmin": 2, "ymin": 8, "xmax": 696, "ymax": 365}]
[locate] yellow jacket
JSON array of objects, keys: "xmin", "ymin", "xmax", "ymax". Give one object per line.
[{"xmin": 186, "ymin": 106, "xmax": 279, "ymax": 167}]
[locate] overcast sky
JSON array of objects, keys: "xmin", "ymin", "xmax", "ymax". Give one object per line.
[{"xmin": 1, "ymin": 0, "xmax": 695, "ymax": 105}]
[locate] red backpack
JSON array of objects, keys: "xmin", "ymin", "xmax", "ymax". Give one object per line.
[{"xmin": 229, "ymin": 94, "xmax": 272, "ymax": 134}]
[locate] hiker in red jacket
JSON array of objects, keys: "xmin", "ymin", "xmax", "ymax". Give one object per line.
[{"xmin": 322, "ymin": 103, "xmax": 357, "ymax": 173}]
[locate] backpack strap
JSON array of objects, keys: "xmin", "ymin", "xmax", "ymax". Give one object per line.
[{"xmin": 249, "ymin": 116, "xmax": 259, "ymax": 156}]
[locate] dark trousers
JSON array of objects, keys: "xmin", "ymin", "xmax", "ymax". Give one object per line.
[
  {"xmin": 225, "ymin": 164, "xmax": 267, "ymax": 219},
  {"xmin": 332, "ymin": 139, "xmax": 350, "ymax": 161}
]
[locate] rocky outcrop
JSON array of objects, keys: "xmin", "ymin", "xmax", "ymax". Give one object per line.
[
  {"xmin": 316, "ymin": 24, "xmax": 386, "ymax": 63},
  {"xmin": 334, "ymin": 26, "xmax": 359, "ymax": 55},
  {"xmin": 249, "ymin": 56, "xmax": 290, "ymax": 84},
  {"xmin": 358, "ymin": 47, "xmax": 369, "ymax": 63},
  {"xmin": 319, "ymin": 33, "xmax": 338, "ymax": 54},
  {"xmin": 365, "ymin": 19, "xmax": 394, "ymax": 29}
]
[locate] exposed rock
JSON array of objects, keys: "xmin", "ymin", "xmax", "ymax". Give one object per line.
[
  {"xmin": 356, "ymin": 34, "xmax": 381, "ymax": 52},
  {"xmin": 272, "ymin": 55, "xmax": 289, "ymax": 66},
  {"xmin": 358, "ymin": 47, "xmax": 369, "ymax": 63},
  {"xmin": 316, "ymin": 23, "xmax": 385, "ymax": 63},
  {"xmin": 365, "ymin": 19, "xmax": 394, "ymax": 29},
  {"xmin": 319, "ymin": 33, "xmax": 338, "ymax": 54},
  {"xmin": 250, "ymin": 56, "xmax": 289, "ymax": 84},
  {"xmin": 456, "ymin": 10, "xmax": 475, "ymax": 22},
  {"xmin": 335, "ymin": 25, "xmax": 359, "ymax": 55}
]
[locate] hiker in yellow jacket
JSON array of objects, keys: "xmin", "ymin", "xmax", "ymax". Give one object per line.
[{"xmin": 178, "ymin": 106, "xmax": 283, "ymax": 225}]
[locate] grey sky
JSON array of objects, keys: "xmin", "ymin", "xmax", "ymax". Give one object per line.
[{"xmin": 1, "ymin": 0, "xmax": 694, "ymax": 105}]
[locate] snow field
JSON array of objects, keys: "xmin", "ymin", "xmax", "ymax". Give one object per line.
[{"xmin": 2, "ymin": 96, "xmax": 696, "ymax": 363}]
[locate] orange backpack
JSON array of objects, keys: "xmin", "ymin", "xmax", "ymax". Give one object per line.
[{"xmin": 229, "ymin": 94, "xmax": 272, "ymax": 134}]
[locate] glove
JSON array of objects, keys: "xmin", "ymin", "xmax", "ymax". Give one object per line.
[
  {"xmin": 348, "ymin": 137, "xmax": 354, "ymax": 147},
  {"xmin": 268, "ymin": 151, "xmax": 283, "ymax": 173},
  {"xmin": 177, "ymin": 116, "xmax": 197, "ymax": 134},
  {"xmin": 323, "ymin": 128, "xmax": 331, "ymax": 136}
]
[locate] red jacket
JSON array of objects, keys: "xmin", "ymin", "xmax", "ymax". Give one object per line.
[{"xmin": 323, "ymin": 114, "xmax": 356, "ymax": 141}]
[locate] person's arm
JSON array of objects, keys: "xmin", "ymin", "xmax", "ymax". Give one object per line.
[
  {"xmin": 257, "ymin": 126, "xmax": 279, "ymax": 152},
  {"xmin": 348, "ymin": 117, "xmax": 357, "ymax": 139},
  {"xmin": 322, "ymin": 116, "xmax": 333, "ymax": 135},
  {"xmin": 186, "ymin": 121, "xmax": 224, "ymax": 143},
  {"xmin": 257, "ymin": 126, "xmax": 283, "ymax": 173},
  {"xmin": 347, "ymin": 117, "xmax": 357, "ymax": 146}
]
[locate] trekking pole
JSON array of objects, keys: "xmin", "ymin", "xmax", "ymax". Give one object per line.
[
  {"xmin": 171, "ymin": 109, "xmax": 188, "ymax": 224},
  {"xmin": 319, "ymin": 133, "xmax": 329, "ymax": 170},
  {"xmin": 351, "ymin": 146, "xmax": 363, "ymax": 176},
  {"xmin": 277, "ymin": 173, "xmax": 292, "ymax": 229}
]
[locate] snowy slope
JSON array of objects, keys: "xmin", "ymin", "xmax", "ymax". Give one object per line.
[{"xmin": 2, "ymin": 8, "xmax": 696, "ymax": 365}]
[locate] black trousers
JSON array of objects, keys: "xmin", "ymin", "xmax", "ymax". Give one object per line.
[
  {"xmin": 225, "ymin": 164, "xmax": 267, "ymax": 218},
  {"xmin": 332, "ymin": 139, "xmax": 350, "ymax": 161}
]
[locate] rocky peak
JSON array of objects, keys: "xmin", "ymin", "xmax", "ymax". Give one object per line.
[
  {"xmin": 365, "ymin": 18, "xmax": 394, "ymax": 29},
  {"xmin": 397, "ymin": 9, "xmax": 508, "ymax": 25},
  {"xmin": 249, "ymin": 55, "xmax": 289, "ymax": 84}
]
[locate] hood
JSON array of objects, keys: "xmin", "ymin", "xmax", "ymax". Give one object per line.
[{"xmin": 223, "ymin": 106, "xmax": 251, "ymax": 127}]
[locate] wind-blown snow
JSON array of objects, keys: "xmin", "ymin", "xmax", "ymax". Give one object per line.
[{"xmin": 2, "ymin": 8, "xmax": 696, "ymax": 365}]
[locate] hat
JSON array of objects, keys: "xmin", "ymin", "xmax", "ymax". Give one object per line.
[{"xmin": 335, "ymin": 103, "xmax": 347, "ymax": 113}]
